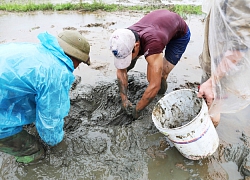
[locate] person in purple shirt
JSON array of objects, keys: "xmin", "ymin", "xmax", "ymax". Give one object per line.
[{"xmin": 109, "ymin": 9, "xmax": 191, "ymax": 119}]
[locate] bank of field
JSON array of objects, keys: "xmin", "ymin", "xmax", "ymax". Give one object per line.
[{"xmin": 0, "ymin": 0, "xmax": 202, "ymax": 17}]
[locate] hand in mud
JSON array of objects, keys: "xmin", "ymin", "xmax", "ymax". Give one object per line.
[
  {"xmin": 197, "ymin": 78, "xmax": 214, "ymax": 108},
  {"xmin": 132, "ymin": 107, "xmax": 141, "ymax": 119},
  {"xmin": 125, "ymin": 105, "xmax": 141, "ymax": 119},
  {"xmin": 122, "ymin": 100, "xmax": 132, "ymax": 110}
]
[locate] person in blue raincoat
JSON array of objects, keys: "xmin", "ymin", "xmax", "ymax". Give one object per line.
[{"xmin": 0, "ymin": 30, "xmax": 90, "ymax": 163}]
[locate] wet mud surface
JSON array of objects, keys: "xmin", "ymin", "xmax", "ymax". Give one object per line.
[
  {"xmin": 0, "ymin": 10, "xmax": 250, "ymax": 180},
  {"xmin": 152, "ymin": 90, "xmax": 203, "ymax": 129}
]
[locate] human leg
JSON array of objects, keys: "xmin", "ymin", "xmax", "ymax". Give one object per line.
[
  {"xmin": 200, "ymin": 71, "xmax": 221, "ymax": 127},
  {"xmin": 158, "ymin": 58, "xmax": 175, "ymax": 94},
  {"xmin": 211, "ymin": 114, "xmax": 220, "ymax": 127},
  {"xmin": 162, "ymin": 57, "xmax": 175, "ymax": 80},
  {"xmin": 159, "ymin": 28, "xmax": 191, "ymax": 94},
  {"xmin": 0, "ymin": 130, "xmax": 45, "ymax": 163}
]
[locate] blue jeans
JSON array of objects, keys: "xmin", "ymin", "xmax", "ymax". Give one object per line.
[{"xmin": 164, "ymin": 27, "xmax": 191, "ymax": 65}]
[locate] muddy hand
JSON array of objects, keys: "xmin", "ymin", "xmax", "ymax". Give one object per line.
[
  {"xmin": 131, "ymin": 106, "xmax": 141, "ymax": 119},
  {"xmin": 122, "ymin": 100, "xmax": 132, "ymax": 110},
  {"xmin": 109, "ymin": 106, "xmax": 134, "ymax": 126},
  {"xmin": 125, "ymin": 105, "xmax": 141, "ymax": 119}
]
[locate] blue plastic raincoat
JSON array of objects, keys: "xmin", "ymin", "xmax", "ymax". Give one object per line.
[{"xmin": 0, "ymin": 32, "xmax": 75, "ymax": 146}]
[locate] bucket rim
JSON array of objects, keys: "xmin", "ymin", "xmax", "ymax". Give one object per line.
[{"xmin": 152, "ymin": 89, "xmax": 207, "ymax": 131}]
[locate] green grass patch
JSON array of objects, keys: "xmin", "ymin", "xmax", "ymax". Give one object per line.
[
  {"xmin": 0, "ymin": 2, "xmax": 54, "ymax": 11},
  {"xmin": 170, "ymin": 4, "xmax": 202, "ymax": 17},
  {"xmin": 0, "ymin": 0, "xmax": 202, "ymax": 16}
]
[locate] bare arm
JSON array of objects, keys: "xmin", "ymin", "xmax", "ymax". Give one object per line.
[
  {"xmin": 213, "ymin": 50, "xmax": 244, "ymax": 79},
  {"xmin": 198, "ymin": 50, "xmax": 244, "ymax": 107},
  {"xmin": 135, "ymin": 53, "xmax": 163, "ymax": 112},
  {"xmin": 117, "ymin": 68, "xmax": 132, "ymax": 108}
]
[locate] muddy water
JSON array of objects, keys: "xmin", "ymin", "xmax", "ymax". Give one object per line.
[{"xmin": 0, "ymin": 10, "xmax": 250, "ymax": 180}]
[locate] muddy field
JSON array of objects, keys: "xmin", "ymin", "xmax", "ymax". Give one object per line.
[
  {"xmin": 1, "ymin": 0, "xmax": 203, "ymax": 6},
  {"xmin": 0, "ymin": 9, "xmax": 250, "ymax": 180}
]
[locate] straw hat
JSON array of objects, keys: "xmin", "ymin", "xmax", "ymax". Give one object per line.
[{"xmin": 57, "ymin": 30, "xmax": 90, "ymax": 65}]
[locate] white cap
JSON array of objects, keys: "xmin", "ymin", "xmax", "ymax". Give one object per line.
[{"xmin": 109, "ymin": 29, "xmax": 135, "ymax": 69}]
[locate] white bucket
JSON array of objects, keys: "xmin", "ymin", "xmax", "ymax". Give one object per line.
[{"xmin": 152, "ymin": 89, "xmax": 219, "ymax": 160}]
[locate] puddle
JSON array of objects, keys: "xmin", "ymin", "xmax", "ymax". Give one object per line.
[{"xmin": 0, "ymin": 10, "xmax": 250, "ymax": 180}]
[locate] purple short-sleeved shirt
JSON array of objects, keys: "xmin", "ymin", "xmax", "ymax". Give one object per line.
[{"xmin": 128, "ymin": 9, "xmax": 188, "ymax": 58}]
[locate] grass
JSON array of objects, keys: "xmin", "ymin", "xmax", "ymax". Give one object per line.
[{"xmin": 0, "ymin": 0, "xmax": 202, "ymax": 16}]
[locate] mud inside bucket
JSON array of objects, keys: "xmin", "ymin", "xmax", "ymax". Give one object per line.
[
  {"xmin": 152, "ymin": 89, "xmax": 219, "ymax": 160},
  {"xmin": 153, "ymin": 89, "xmax": 202, "ymax": 129}
]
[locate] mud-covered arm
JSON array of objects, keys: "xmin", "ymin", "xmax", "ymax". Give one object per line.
[
  {"xmin": 135, "ymin": 53, "xmax": 163, "ymax": 113},
  {"xmin": 117, "ymin": 69, "xmax": 132, "ymax": 109}
]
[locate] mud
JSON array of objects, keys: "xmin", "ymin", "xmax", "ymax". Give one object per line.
[
  {"xmin": 152, "ymin": 90, "xmax": 202, "ymax": 129},
  {"xmin": 0, "ymin": 9, "xmax": 250, "ymax": 180}
]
